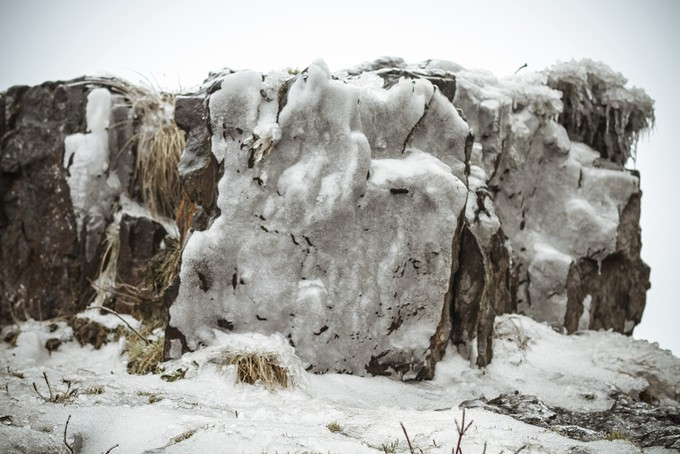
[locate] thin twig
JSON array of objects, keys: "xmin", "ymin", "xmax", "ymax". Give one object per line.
[
  {"xmin": 514, "ymin": 63, "xmax": 528, "ymax": 75},
  {"xmin": 32, "ymin": 382, "xmax": 48, "ymax": 400},
  {"xmin": 104, "ymin": 444, "xmax": 120, "ymax": 453},
  {"xmin": 43, "ymin": 372, "xmax": 54, "ymax": 401},
  {"xmin": 63, "ymin": 415, "xmax": 74, "ymax": 454},
  {"xmin": 85, "ymin": 306, "xmax": 149, "ymax": 345},
  {"xmin": 400, "ymin": 422, "xmax": 414, "ymax": 454},
  {"xmin": 454, "ymin": 408, "xmax": 474, "ymax": 454}
]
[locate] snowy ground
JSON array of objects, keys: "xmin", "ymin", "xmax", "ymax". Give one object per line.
[{"xmin": 1, "ymin": 314, "xmax": 678, "ymax": 453}]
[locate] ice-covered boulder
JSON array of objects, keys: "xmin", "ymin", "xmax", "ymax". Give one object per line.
[
  {"xmin": 167, "ymin": 61, "xmax": 472, "ymax": 379},
  {"xmin": 0, "ymin": 58, "xmax": 654, "ymax": 382},
  {"xmin": 444, "ymin": 59, "xmax": 653, "ymax": 334}
]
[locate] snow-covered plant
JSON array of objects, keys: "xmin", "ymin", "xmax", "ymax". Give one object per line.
[
  {"xmin": 32, "ymin": 372, "xmax": 78, "ymax": 403},
  {"xmin": 219, "ymin": 352, "xmax": 290, "ymax": 390},
  {"xmin": 326, "ymin": 421, "xmax": 342, "ymax": 433},
  {"xmin": 126, "ymin": 323, "xmax": 164, "ymax": 375}
]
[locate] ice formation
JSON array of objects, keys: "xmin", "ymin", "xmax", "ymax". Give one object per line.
[
  {"xmin": 63, "ymin": 88, "xmax": 120, "ymax": 260},
  {"xmin": 166, "ymin": 57, "xmax": 653, "ymax": 378},
  {"xmin": 445, "ymin": 60, "xmax": 651, "ymax": 334},
  {"xmin": 169, "ymin": 61, "xmax": 470, "ymax": 380}
]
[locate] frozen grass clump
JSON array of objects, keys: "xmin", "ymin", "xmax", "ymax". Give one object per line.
[
  {"xmin": 207, "ymin": 332, "xmax": 306, "ymax": 391},
  {"xmin": 80, "ymin": 77, "xmax": 185, "ymax": 218},
  {"xmin": 220, "ymin": 352, "xmax": 290, "ymax": 389},
  {"xmin": 547, "ymin": 59, "xmax": 655, "ymax": 165},
  {"xmin": 126, "ymin": 322, "xmax": 165, "ymax": 375}
]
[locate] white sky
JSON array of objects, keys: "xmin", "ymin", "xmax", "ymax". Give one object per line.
[{"xmin": 1, "ymin": 0, "xmax": 678, "ymax": 355}]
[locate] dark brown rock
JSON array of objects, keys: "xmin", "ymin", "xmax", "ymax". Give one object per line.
[
  {"xmin": 0, "ymin": 80, "xmax": 96, "ymax": 324},
  {"xmin": 376, "ymin": 68, "xmax": 457, "ymax": 102},
  {"xmin": 68, "ymin": 315, "xmax": 115, "ymax": 349},
  {"xmin": 565, "ymin": 192, "xmax": 650, "ymax": 334},
  {"xmin": 116, "ymin": 214, "xmax": 168, "ymax": 288},
  {"xmin": 44, "ymin": 338, "xmax": 62, "ymax": 354},
  {"xmin": 463, "ymin": 392, "xmax": 680, "ymax": 449},
  {"xmin": 452, "ymin": 226, "xmax": 512, "ymax": 367},
  {"xmin": 175, "ymin": 94, "xmax": 219, "ymax": 229}
]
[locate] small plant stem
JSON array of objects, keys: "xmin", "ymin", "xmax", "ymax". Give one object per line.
[
  {"xmin": 85, "ymin": 306, "xmax": 150, "ymax": 345},
  {"xmin": 43, "ymin": 372, "xmax": 54, "ymax": 401},
  {"xmin": 400, "ymin": 422, "xmax": 415, "ymax": 454},
  {"xmin": 63, "ymin": 415, "xmax": 74, "ymax": 454}
]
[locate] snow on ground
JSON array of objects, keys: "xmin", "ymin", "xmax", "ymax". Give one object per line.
[{"xmin": 1, "ymin": 315, "xmax": 677, "ymax": 453}]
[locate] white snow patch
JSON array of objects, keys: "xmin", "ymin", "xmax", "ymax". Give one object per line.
[
  {"xmin": 2, "ymin": 314, "xmax": 678, "ymax": 453},
  {"xmin": 578, "ymin": 295, "xmax": 592, "ymax": 331}
]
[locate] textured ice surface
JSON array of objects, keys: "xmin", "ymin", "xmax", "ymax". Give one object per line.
[
  {"xmin": 451, "ymin": 65, "xmax": 644, "ymax": 329},
  {"xmin": 63, "ymin": 88, "xmax": 120, "ymax": 260},
  {"xmin": 170, "ymin": 61, "xmax": 469, "ymax": 379}
]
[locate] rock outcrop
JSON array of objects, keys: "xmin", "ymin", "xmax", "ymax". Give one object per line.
[
  {"xmin": 0, "ymin": 58, "xmax": 654, "ymax": 381},
  {"xmin": 167, "ymin": 62, "xmax": 471, "ymax": 379},
  {"xmin": 440, "ymin": 59, "xmax": 652, "ymax": 334},
  {"xmin": 0, "ymin": 79, "xmax": 176, "ymax": 325},
  {"xmin": 0, "ymin": 81, "xmax": 97, "ymax": 323},
  {"xmin": 462, "ymin": 392, "xmax": 680, "ymax": 450}
]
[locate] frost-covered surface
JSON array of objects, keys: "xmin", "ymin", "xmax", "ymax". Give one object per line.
[
  {"xmin": 167, "ymin": 58, "xmax": 652, "ymax": 378},
  {"xmin": 1, "ymin": 314, "xmax": 678, "ymax": 453},
  {"xmin": 170, "ymin": 60, "xmax": 470, "ymax": 379},
  {"xmin": 436, "ymin": 59, "xmax": 650, "ymax": 332},
  {"xmin": 63, "ymin": 88, "xmax": 122, "ymax": 261}
]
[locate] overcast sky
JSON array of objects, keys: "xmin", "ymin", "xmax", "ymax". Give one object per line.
[{"xmin": 1, "ymin": 0, "xmax": 678, "ymax": 355}]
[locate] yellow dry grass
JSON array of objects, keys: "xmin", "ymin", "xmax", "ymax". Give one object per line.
[
  {"xmin": 221, "ymin": 352, "xmax": 290, "ymax": 390},
  {"xmin": 133, "ymin": 120, "xmax": 185, "ymax": 218},
  {"xmin": 80, "ymin": 77, "xmax": 185, "ymax": 218},
  {"xmin": 126, "ymin": 321, "xmax": 165, "ymax": 375}
]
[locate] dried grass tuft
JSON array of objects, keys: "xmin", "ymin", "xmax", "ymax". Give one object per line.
[
  {"xmin": 221, "ymin": 352, "xmax": 290, "ymax": 390},
  {"xmin": 147, "ymin": 237, "xmax": 182, "ymax": 296},
  {"xmin": 133, "ymin": 119, "xmax": 185, "ymax": 218},
  {"xmin": 126, "ymin": 321, "xmax": 165, "ymax": 375},
  {"xmin": 77, "ymin": 77, "xmax": 185, "ymax": 218}
]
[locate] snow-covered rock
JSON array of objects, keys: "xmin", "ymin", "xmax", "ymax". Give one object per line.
[
  {"xmin": 1, "ymin": 58, "xmax": 655, "ymax": 382},
  {"xmin": 445, "ymin": 60, "xmax": 652, "ymax": 333},
  {"xmin": 168, "ymin": 61, "xmax": 471, "ymax": 379},
  {"xmin": 0, "ymin": 80, "xmax": 105, "ymax": 323}
]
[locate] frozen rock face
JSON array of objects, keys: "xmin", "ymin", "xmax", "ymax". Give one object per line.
[
  {"xmin": 0, "ymin": 58, "xmax": 654, "ymax": 382},
  {"xmin": 443, "ymin": 59, "xmax": 652, "ymax": 334},
  {"xmin": 168, "ymin": 61, "xmax": 471, "ymax": 379},
  {"xmin": 168, "ymin": 58, "xmax": 653, "ymax": 378}
]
